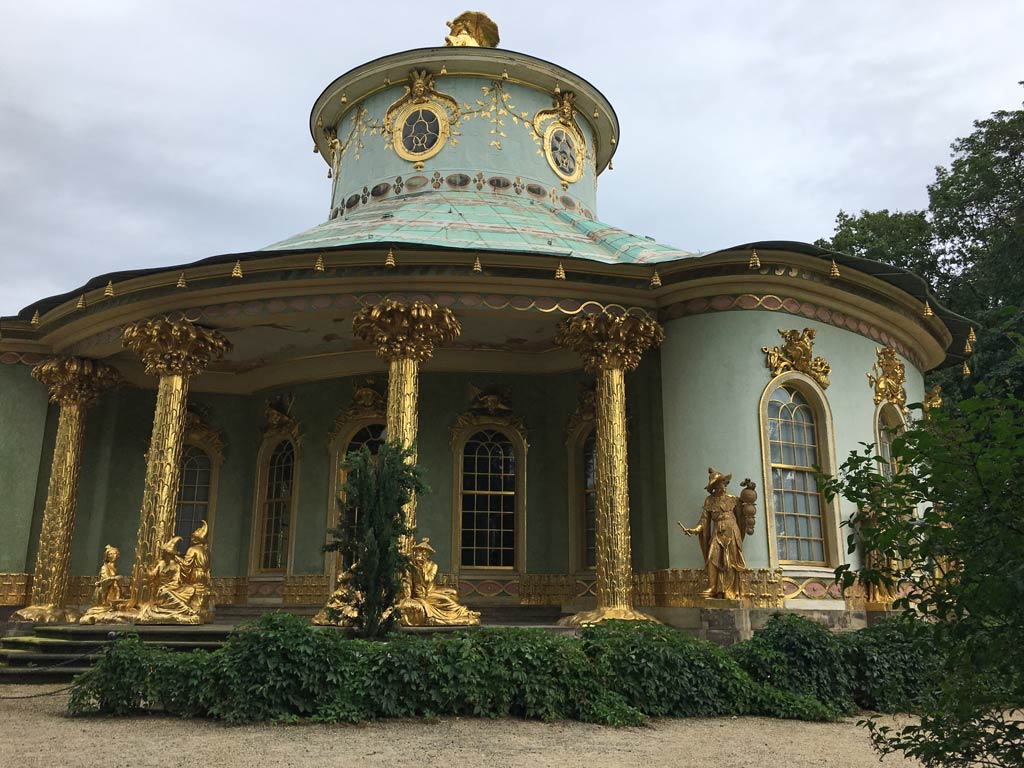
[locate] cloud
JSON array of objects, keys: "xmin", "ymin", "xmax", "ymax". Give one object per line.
[{"xmin": 1, "ymin": 1, "xmax": 1021, "ymax": 314}]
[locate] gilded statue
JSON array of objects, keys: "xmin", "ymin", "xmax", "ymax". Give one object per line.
[
  {"xmin": 79, "ymin": 545, "xmax": 129, "ymax": 624},
  {"xmin": 867, "ymin": 347, "xmax": 908, "ymax": 412},
  {"xmin": 678, "ymin": 469, "xmax": 757, "ymax": 600},
  {"xmin": 399, "ymin": 538, "xmax": 480, "ymax": 626},
  {"xmin": 311, "ymin": 566, "xmax": 359, "ymax": 626},
  {"xmin": 762, "ymin": 328, "xmax": 831, "ymax": 389},
  {"xmin": 136, "ymin": 521, "xmax": 213, "ymax": 625},
  {"xmin": 923, "ymin": 384, "xmax": 943, "ymax": 413},
  {"xmin": 444, "ymin": 11, "xmax": 500, "ymax": 47}
]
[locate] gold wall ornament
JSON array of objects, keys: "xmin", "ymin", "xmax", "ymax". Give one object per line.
[
  {"xmin": 564, "ymin": 383, "xmax": 597, "ymax": 441},
  {"xmin": 184, "ymin": 407, "xmax": 226, "ymax": 463},
  {"xmin": 533, "ymin": 92, "xmax": 586, "ymax": 184},
  {"xmin": 962, "ymin": 360, "xmax": 971, "ymax": 376},
  {"xmin": 450, "ymin": 385, "xmax": 528, "ymax": 444},
  {"xmin": 964, "ymin": 338, "xmax": 973, "ymax": 354},
  {"xmin": 314, "ymin": 254, "xmax": 325, "ymax": 273},
  {"xmin": 829, "ymin": 259, "xmax": 841, "ymax": 279},
  {"xmin": 12, "ymin": 357, "xmax": 121, "ymax": 623},
  {"xmin": 472, "ymin": 255, "xmax": 483, "ymax": 273},
  {"xmin": 385, "ymin": 70, "xmax": 460, "ymax": 167},
  {"xmin": 353, "ymin": 300, "xmax": 460, "ymax": 541},
  {"xmin": 122, "ymin": 319, "xmax": 229, "ymax": 609},
  {"xmin": 923, "ymin": 385, "xmax": 943, "ymax": 413},
  {"xmin": 556, "ymin": 309, "xmax": 664, "ymax": 625},
  {"xmin": 76, "ymin": 294, "xmax": 87, "ymax": 310},
  {"xmin": 867, "ymin": 347, "xmax": 908, "ymax": 412},
  {"xmin": 262, "ymin": 394, "xmax": 301, "ymax": 444},
  {"xmin": 331, "ymin": 378, "xmax": 386, "ymax": 432},
  {"xmin": 384, "ymin": 247, "xmax": 396, "ymax": 268},
  {"xmin": 400, "ymin": 538, "xmax": 481, "ymax": 626},
  {"xmin": 762, "ymin": 328, "xmax": 831, "ymax": 389},
  {"xmin": 444, "ymin": 11, "xmax": 499, "ymax": 47},
  {"xmin": 135, "ymin": 521, "xmax": 213, "ymax": 624},
  {"xmin": 678, "ymin": 470, "xmax": 756, "ymax": 601}
]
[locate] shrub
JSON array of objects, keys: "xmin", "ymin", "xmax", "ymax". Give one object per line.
[
  {"xmin": 729, "ymin": 613, "xmax": 856, "ymax": 717},
  {"xmin": 68, "ymin": 632, "xmax": 157, "ymax": 716},
  {"xmin": 842, "ymin": 617, "xmax": 941, "ymax": 713}
]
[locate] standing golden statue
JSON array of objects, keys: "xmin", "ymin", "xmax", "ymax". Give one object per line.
[
  {"xmin": 399, "ymin": 539, "xmax": 480, "ymax": 626},
  {"xmin": 444, "ymin": 12, "xmax": 499, "ymax": 47},
  {"xmin": 678, "ymin": 469, "xmax": 757, "ymax": 600}
]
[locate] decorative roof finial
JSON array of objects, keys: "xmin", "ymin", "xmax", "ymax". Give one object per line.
[
  {"xmin": 650, "ymin": 268, "xmax": 662, "ymax": 288},
  {"xmin": 472, "ymin": 255, "xmax": 483, "ymax": 273},
  {"xmin": 922, "ymin": 300, "xmax": 934, "ymax": 318},
  {"xmin": 30, "ymin": 310, "xmax": 40, "ymax": 326},
  {"xmin": 748, "ymin": 248, "xmax": 761, "ymax": 270},
  {"xmin": 231, "ymin": 260, "xmax": 244, "ymax": 279},
  {"xmin": 385, "ymin": 247, "xmax": 396, "ymax": 268},
  {"xmin": 829, "ymin": 259, "xmax": 841, "ymax": 279},
  {"xmin": 103, "ymin": 280, "xmax": 115, "ymax": 298},
  {"xmin": 176, "ymin": 272, "xmax": 188, "ymax": 289},
  {"xmin": 314, "ymin": 254, "xmax": 325, "ymax": 273},
  {"xmin": 444, "ymin": 12, "xmax": 500, "ymax": 47},
  {"xmin": 554, "ymin": 261, "xmax": 566, "ymax": 280}
]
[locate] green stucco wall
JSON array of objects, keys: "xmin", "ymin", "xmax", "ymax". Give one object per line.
[
  {"xmin": 660, "ymin": 311, "xmax": 925, "ymax": 572},
  {"xmin": 0, "ymin": 363, "xmax": 50, "ymax": 572}
]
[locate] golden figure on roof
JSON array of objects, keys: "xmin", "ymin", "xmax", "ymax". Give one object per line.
[{"xmin": 444, "ymin": 11, "xmax": 500, "ymax": 47}]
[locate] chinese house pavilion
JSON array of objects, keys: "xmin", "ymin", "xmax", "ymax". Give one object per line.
[{"xmin": 0, "ymin": 13, "xmax": 972, "ymax": 638}]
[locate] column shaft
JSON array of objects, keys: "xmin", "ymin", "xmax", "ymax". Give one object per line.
[
  {"xmin": 129, "ymin": 373, "xmax": 190, "ymax": 605},
  {"xmin": 387, "ymin": 356, "xmax": 420, "ymax": 538},
  {"xmin": 593, "ymin": 366, "xmax": 632, "ymax": 611}
]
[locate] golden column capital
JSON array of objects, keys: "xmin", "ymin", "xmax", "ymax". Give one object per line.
[
  {"xmin": 32, "ymin": 356, "xmax": 121, "ymax": 407},
  {"xmin": 554, "ymin": 310, "xmax": 664, "ymax": 374},
  {"xmin": 353, "ymin": 300, "xmax": 461, "ymax": 362},
  {"xmin": 122, "ymin": 317, "xmax": 231, "ymax": 377}
]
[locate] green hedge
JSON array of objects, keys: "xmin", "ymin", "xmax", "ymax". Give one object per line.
[
  {"xmin": 68, "ymin": 613, "xmax": 938, "ymax": 724},
  {"xmin": 68, "ymin": 613, "xmax": 833, "ymax": 725}
]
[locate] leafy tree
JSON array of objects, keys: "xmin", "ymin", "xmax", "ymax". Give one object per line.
[
  {"xmin": 816, "ymin": 86, "xmax": 1024, "ymax": 400},
  {"xmin": 323, "ymin": 441, "xmax": 423, "ymax": 638},
  {"xmin": 821, "ymin": 381, "xmax": 1024, "ymax": 767}
]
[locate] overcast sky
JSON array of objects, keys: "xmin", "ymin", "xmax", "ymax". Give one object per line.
[{"xmin": 1, "ymin": 1, "xmax": 1021, "ymax": 317}]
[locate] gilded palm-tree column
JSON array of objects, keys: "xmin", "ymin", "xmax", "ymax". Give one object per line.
[
  {"xmin": 353, "ymin": 300, "xmax": 460, "ymax": 543},
  {"xmin": 555, "ymin": 309, "xmax": 664, "ymax": 625},
  {"xmin": 122, "ymin": 318, "xmax": 230, "ymax": 608},
  {"xmin": 12, "ymin": 358, "xmax": 120, "ymax": 623}
]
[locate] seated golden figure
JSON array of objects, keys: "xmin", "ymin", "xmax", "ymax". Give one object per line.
[
  {"xmin": 136, "ymin": 521, "xmax": 213, "ymax": 625},
  {"xmin": 400, "ymin": 538, "xmax": 480, "ymax": 626},
  {"xmin": 678, "ymin": 468, "xmax": 756, "ymax": 600},
  {"xmin": 311, "ymin": 566, "xmax": 359, "ymax": 626},
  {"xmin": 79, "ymin": 544, "xmax": 130, "ymax": 624}
]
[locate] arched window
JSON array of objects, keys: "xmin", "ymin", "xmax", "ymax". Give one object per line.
[
  {"xmin": 582, "ymin": 430, "xmax": 598, "ymax": 570},
  {"xmin": 460, "ymin": 429, "xmax": 518, "ymax": 568},
  {"xmin": 335, "ymin": 423, "xmax": 386, "ymax": 566},
  {"xmin": 259, "ymin": 440, "xmax": 296, "ymax": 572},
  {"xmin": 876, "ymin": 405, "xmax": 905, "ymax": 479},
  {"xmin": 174, "ymin": 446, "xmax": 212, "ymax": 553},
  {"xmin": 766, "ymin": 386, "xmax": 827, "ymax": 565}
]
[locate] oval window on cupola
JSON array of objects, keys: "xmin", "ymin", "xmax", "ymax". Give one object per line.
[{"xmin": 393, "ymin": 102, "xmax": 450, "ymax": 163}]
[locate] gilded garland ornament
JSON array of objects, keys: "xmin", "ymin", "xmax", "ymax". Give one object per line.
[
  {"xmin": 555, "ymin": 309, "xmax": 665, "ymax": 373},
  {"xmin": 122, "ymin": 317, "xmax": 231, "ymax": 377},
  {"xmin": 867, "ymin": 347, "xmax": 908, "ymax": 412},
  {"xmin": 533, "ymin": 92, "xmax": 586, "ymax": 184},
  {"xmin": 762, "ymin": 328, "xmax": 831, "ymax": 389},
  {"xmin": 384, "ymin": 70, "xmax": 460, "ymax": 167},
  {"xmin": 353, "ymin": 300, "xmax": 461, "ymax": 362}
]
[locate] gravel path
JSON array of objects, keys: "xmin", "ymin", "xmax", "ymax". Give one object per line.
[{"xmin": 1, "ymin": 684, "xmax": 918, "ymax": 767}]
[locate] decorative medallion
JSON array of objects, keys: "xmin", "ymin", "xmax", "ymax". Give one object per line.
[
  {"xmin": 384, "ymin": 70, "xmax": 460, "ymax": 169},
  {"xmin": 533, "ymin": 92, "xmax": 586, "ymax": 185},
  {"xmin": 867, "ymin": 347, "xmax": 908, "ymax": 412},
  {"xmin": 762, "ymin": 328, "xmax": 831, "ymax": 389}
]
